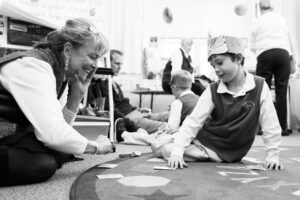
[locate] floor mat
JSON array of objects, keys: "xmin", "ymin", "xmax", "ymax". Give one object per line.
[{"xmin": 70, "ymin": 146, "xmax": 300, "ymax": 200}]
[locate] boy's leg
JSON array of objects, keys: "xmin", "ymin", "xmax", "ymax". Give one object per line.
[
  {"xmin": 150, "ymin": 111, "xmax": 169, "ymax": 122},
  {"xmin": 151, "ymin": 133, "xmax": 174, "ymax": 157},
  {"xmin": 161, "ymin": 143, "xmax": 209, "ymax": 162},
  {"xmin": 126, "ymin": 110, "xmax": 167, "ymax": 133},
  {"xmin": 122, "ymin": 131, "xmax": 155, "ymax": 146}
]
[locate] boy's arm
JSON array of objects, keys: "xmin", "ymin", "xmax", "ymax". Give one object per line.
[
  {"xmin": 165, "ymin": 100, "xmax": 183, "ymax": 134},
  {"xmin": 170, "ymin": 87, "xmax": 214, "ymax": 157},
  {"xmin": 259, "ymin": 82, "xmax": 281, "ymax": 163}
]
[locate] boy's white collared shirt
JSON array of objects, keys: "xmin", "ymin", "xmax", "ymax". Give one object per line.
[
  {"xmin": 217, "ymin": 70, "xmax": 255, "ymax": 98},
  {"xmin": 165, "ymin": 90, "xmax": 195, "ymax": 133},
  {"xmin": 171, "ymin": 71, "xmax": 281, "ymax": 163}
]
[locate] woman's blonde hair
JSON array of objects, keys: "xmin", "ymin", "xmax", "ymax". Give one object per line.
[{"xmin": 35, "ymin": 18, "xmax": 109, "ymax": 56}]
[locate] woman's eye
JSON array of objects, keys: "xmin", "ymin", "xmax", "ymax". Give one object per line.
[{"xmin": 89, "ymin": 55, "xmax": 98, "ymax": 60}]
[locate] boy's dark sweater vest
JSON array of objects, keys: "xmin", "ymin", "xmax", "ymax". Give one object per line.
[
  {"xmin": 0, "ymin": 49, "xmax": 66, "ymax": 142},
  {"xmin": 178, "ymin": 93, "xmax": 199, "ymax": 125},
  {"xmin": 196, "ymin": 76, "xmax": 264, "ymax": 162}
]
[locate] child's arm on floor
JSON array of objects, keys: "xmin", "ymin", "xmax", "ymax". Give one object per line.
[
  {"xmin": 168, "ymin": 88, "xmax": 214, "ymax": 168},
  {"xmin": 259, "ymin": 82, "xmax": 282, "ymax": 170}
]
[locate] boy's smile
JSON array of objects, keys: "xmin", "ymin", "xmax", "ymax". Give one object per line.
[{"xmin": 210, "ymin": 55, "xmax": 239, "ymax": 83}]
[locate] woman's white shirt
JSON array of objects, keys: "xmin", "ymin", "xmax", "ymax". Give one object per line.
[{"xmin": 0, "ymin": 57, "xmax": 88, "ymax": 155}]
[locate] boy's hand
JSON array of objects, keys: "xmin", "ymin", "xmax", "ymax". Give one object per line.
[
  {"xmin": 138, "ymin": 107, "xmax": 151, "ymax": 113},
  {"xmin": 168, "ymin": 155, "xmax": 188, "ymax": 169},
  {"xmin": 264, "ymin": 161, "xmax": 283, "ymax": 170}
]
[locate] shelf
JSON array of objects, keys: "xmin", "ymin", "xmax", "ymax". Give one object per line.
[
  {"xmin": 73, "ymin": 115, "xmax": 110, "ymax": 140},
  {"xmin": 73, "ymin": 115, "xmax": 110, "ymax": 126}
]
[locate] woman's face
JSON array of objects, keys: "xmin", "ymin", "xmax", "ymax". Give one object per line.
[{"xmin": 65, "ymin": 42, "xmax": 101, "ymax": 81}]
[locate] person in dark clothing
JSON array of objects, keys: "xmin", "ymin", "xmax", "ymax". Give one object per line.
[
  {"xmin": 88, "ymin": 49, "xmax": 168, "ymax": 142},
  {"xmin": 250, "ymin": 0, "xmax": 298, "ymax": 136},
  {"xmin": 162, "ymin": 38, "xmax": 205, "ymax": 96},
  {"xmin": 0, "ymin": 18, "xmax": 114, "ymax": 186}
]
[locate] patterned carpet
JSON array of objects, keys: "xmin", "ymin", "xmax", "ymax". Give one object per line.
[{"xmin": 70, "ymin": 146, "xmax": 300, "ymax": 200}]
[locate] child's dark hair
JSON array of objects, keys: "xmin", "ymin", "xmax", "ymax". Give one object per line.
[{"xmin": 208, "ymin": 52, "xmax": 245, "ymax": 66}]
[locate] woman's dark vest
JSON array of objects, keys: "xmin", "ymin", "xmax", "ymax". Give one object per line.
[
  {"xmin": 0, "ymin": 49, "xmax": 66, "ymax": 142},
  {"xmin": 178, "ymin": 93, "xmax": 199, "ymax": 125},
  {"xmin": 196, "ymin": 76, "xmax": 264, "ymax": 162},
  {"xmin": 162, "ymin": 49, "xmax": 193, "ymax": 93}
]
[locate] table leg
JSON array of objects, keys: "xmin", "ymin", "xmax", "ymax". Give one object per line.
[
  {"xmin": 139, "ymin": 94, "xmax": 142, "ymax": 108},
  {"xmin": 150, "ymin": 94, "xmax": 154, "ymax": 110}
]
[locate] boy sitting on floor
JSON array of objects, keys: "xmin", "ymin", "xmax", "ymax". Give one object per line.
[
  {"xmin": 154, "ymin": 35, "xmax": 282, "ymax": 170},
  {"xmin": 152, "ymin": 70, "xmax": 199, "ymax": 155},
  {"xmin": 121, "ymin": 70, "xmax": 199, "ymax": 146}
]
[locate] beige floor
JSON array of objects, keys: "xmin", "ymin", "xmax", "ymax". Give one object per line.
[{"xmin": 0, "ymin": 131, "xmax": 299, "ymax": 200}]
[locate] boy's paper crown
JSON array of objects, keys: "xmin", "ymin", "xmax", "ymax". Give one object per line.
[
  {"xmin": 207, "ymin": 35, "xmax": 244, "ymax": 60},
  {"xmin": 170, "ymin": 70, "xmax": 192, "ymax": 89}
]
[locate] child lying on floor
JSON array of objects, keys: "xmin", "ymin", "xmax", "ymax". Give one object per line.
[{"xmin": 152, "ymin": 35, "xmax": 282, "ymax": 170}]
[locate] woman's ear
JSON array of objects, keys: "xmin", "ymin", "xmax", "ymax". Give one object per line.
[{"xmin": 63, "ymin": 42, "xmax": 73, "ymax": 60}]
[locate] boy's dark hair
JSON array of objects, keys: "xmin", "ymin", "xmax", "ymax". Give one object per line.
[
  {"xmin": 208, "ymin": 52, "xmax": 245, "ymax": 66},
  {"xmin": 110, "ymin": 49, "xmax": 123, "ymax": 61}
]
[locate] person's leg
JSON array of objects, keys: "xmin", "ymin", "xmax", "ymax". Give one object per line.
[
  {"xmin": 273, "ymin": 49, "xmax": 291, "ymax": 134},
  {"xmin": 151, "ymin": 133, "xmax": 174, "ymax": 157},
  {"xmin": 0, "ymin": 146, "xmax": 58, "ymax": 186},
  {"xmin": 126, "ymin": 110, "xmax": 167, "ymax": 133},
  {"xmin": 150, "ymin": 111, "xmax": 169, "ymax": 122},
  {"xmin": 122, "ymin": 131, "xmax": 157, "ymax": 145},
  {"xmin": 134, "ymin": 117, "xmax": 166, "ymax": 133},
  {"xmin": 256, "ymin": 50, "xmax": 273, "ymax": 88},
  {"xmin": 161, "ymin": 143, "xmax": 209, "ymax": 162}
]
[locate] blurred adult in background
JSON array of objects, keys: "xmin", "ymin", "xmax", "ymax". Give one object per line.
[
  {"xmin": 0, "ymin": 18, "xmax": 114, "ymax": 186},
  {"xmin": 89, "ymin": 49, "xmax": 168, "ymax": 136},
  {"xmin": 162, "ymin": 38, "xmax": 205, "ymax": 96},
  {"xmin": 250, "ymin": 0, "xmax": 297, "ymax": 136}
]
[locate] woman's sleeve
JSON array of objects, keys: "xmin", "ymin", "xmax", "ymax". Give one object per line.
[{"xmin": 0, "ymin": 57, "xmax": 88, "ymax": 155}]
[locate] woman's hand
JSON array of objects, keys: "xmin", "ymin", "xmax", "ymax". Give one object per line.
[
  {"xmin": 95, "ymin": 135, "xmax": 114, "ymax": 154},
  {"xmin": 67, "ymin": 67, "xmax": 96, "ymax": 112},
  {"xmin": 70, "ymin": 67, "xmax": 96, "ymax": 99},
  {"xmin": 168, "ymin": 154, "xmax": 188, "ymax": 169}
]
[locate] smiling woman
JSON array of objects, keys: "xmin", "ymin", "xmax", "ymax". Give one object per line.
[{"xmin": 0, "ymin": 18, "xmax": 114, "ymax": 187}]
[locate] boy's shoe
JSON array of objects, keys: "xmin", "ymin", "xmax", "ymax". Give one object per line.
[
  {"xmin": 115, "ymin": 118, "xmax": 126, "ymax": 142},
  {"xmin": 282, "ymin": 129, "xmax": 292, "ymax": 136},
  {"xmin": 257, "ymin": 130, "xmax": 263, "ymax": 135}
]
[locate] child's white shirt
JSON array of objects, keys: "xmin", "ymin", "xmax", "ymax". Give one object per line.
[
  {"xmin": 171, "ymin": 71, "xmax": 281, "ymax": 163},
  {"xmin": 165, "ymin": 90, "xmax": 194, "ymax": 133}
]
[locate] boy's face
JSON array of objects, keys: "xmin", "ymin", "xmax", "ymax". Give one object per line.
[{"xmin": 209, "ymin": 55, "xmax": 239, "ymax": 83}]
